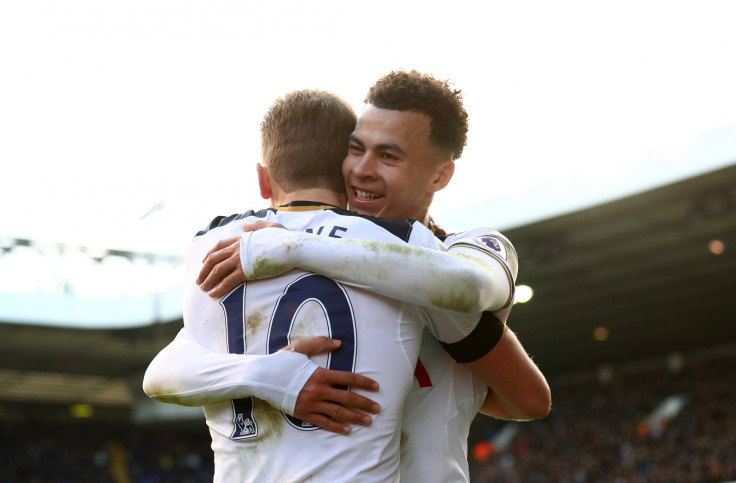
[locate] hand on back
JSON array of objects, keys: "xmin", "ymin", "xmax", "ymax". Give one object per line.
[{"xmin": 197, "ymin": 221, "xmax": 286, "ymax": 298}]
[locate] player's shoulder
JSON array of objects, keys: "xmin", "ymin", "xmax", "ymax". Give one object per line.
[
  {"xmin": 445, "ymin": 227, "xmax": 517, "ymax": 263},
  {"xmin": 195, "ymin": 208, "xmax": 275, "ymax": 237}
]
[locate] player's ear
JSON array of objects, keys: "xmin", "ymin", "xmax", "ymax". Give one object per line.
[
  {"xmin": 430, "ymin": 159, "xmax": 455, "ymax": 193},
  {"xmin": 256, "ymin": 163, "xmax": 273, "ymax": 200}
]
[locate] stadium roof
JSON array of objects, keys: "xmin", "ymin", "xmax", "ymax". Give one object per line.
[{"xmin": 505, "ymin": 162, "xmax": 736, "ymax": 376}]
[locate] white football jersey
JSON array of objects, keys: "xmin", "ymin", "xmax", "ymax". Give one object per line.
[
  {"xmin": 399, "ymin": 228, "xmax": 518, "ymax": 483},
  {"xmin": 182, "ymin": 202, "xmax": 481, "ymax": 482}
]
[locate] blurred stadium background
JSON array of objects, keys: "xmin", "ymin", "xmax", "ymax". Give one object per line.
[{"xmin": 1, "ymin": 163, "xmax": 734, "ymax": 482}]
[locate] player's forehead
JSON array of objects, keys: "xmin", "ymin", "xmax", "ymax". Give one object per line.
[{"xmin": 353, "ymin": 105, "xmax": 433, "ymax": 150}]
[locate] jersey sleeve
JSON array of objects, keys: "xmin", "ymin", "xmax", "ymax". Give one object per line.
[
  {"xmin": 421, "ymin": 309, "xmax": 509, "ymax": 363},
  {"xmin": 421, "ymin": 229, "xmax": 518, "ymax": 361},
  {"xmin": 444, "ymin": 227, "xmax": 519, "ymax": 281},
  {"xmin": 142, "ymin": 328, "xmax": 319, "ymax": 415},
  {"xmin": 239, "ymin": 225, "xmax": 516, "ymax": 316}
]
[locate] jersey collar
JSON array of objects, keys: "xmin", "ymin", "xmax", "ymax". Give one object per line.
[{"xmin": 275, "ymin": 201, "xmax": 342, "ymax": 212}]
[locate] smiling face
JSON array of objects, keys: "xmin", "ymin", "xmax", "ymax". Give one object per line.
[{"xmin": 342, "ymin": 105, "xmax": 454, "ymax": 224}]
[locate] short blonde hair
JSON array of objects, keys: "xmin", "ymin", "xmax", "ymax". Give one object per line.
[{"xmin": 261, "ymin": 89, "xmax": 357, "ymax": 192}]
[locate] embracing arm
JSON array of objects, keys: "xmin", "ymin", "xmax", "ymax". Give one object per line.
[
  {"xmin": 432, "ymin": 295, "xmax": 550, "ymax": 421},
  {"xmin": 143, "ymin": 329, "xmax": 319, "ymax": 410},
  {"xmin": 238, "ymin": 227, "xmax": 515, "ymax": 314},
  {"xmin": 142, "ymin": 330, "xmax": 380, "ymax": 433},
  {"xmin": 467, "ymin": 328, "xmax": 551, "ymax": 420}
]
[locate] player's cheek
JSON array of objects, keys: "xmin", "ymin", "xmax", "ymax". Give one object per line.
[{"xmin": 342, "ymin": 153, "xmax": 358, "ymax": 175}]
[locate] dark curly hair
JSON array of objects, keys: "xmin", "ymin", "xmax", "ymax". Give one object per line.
[{"xmin": 365, "ymin": 70, "xmax": 469, "ymax": 160}]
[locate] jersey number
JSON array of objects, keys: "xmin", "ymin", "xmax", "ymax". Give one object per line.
[{"xmin": 220, "ymin": 274, "xmax": 357, "ymax": 439}]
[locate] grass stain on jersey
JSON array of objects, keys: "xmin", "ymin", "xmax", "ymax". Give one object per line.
[
  {"xmin": 248, "ymin": 257, "xmax": 290, "ymax": 280},
  {"xmin": 246, "ymin": 312, "xmax": 266, "ymax": 336},
  {"xmin": 429, "ymin": 289, "xmax": 477, "ymax": 314},
  {"xmin": 232, "ymin": 399, "xmax": 286, "ymax": 478},
  {"xmin": 400, "ymin": 430, "xmax": 410, "ymax": 460},
  {"xmin": 371, "ymin": 241, "xmax": 479, "ymax": 313}
]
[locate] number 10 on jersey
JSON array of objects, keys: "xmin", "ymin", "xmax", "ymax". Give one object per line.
[{"xmin": 220, "ymin": 274, "xmax": 357, "ymax": 439}]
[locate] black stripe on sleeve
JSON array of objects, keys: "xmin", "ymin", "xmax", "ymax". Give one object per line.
[{"xmin": 440, "ymin": 312, "xmax": 507, "ymax": 363}]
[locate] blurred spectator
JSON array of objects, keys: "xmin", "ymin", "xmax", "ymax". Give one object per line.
[{"xmin": 469, "ymin": 353, "xmax": 736, "ymax": 482}]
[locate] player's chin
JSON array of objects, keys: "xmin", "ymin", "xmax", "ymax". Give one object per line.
[
  {"xmin": 350, "ymin": 203, "xmax": 382, "ymax": 217},
  {"xmin": 349, "ymin": 192, "xmax": 385, "ymax": 217}
]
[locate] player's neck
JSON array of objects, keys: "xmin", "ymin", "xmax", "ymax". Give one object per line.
[
  {"xmin": 414, "ymin": 196, "xmax": 433, "ymax": 226},
  {"xmin": 271, "ymin": 188, "xmax": 347, "ymax": 209},
  {"xmin": 409, "ymin": 208, "xmax": 431, "ymax": 227},
  {"xmin": 418, "ymin": 212, "xmax": 431, "ymax": 227}
]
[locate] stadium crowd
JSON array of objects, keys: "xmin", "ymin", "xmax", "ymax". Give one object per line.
[
  {"xmin": 0, "ymin": 421, "xmax": 213, "ymax": 483},
  {"xmin": 1, "ymin": 351, "xmax": 733, "ymax": 482},
  {"xmin": 469, "ymin": 352, "xmax": 736, "ymax": 482}
]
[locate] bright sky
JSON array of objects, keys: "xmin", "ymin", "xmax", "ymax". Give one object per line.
[{"xmin": 3, "ymin": 0, "xmax": 736, "ymax": 259}]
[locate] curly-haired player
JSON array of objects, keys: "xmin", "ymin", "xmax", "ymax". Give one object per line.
[{"xmin": 343, "ymin": 70, "xmax": 550, "ymax": 481}]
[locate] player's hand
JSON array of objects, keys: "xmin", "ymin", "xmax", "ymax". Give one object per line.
[
  {"xmin": 283, "ymin": 337, "xmax": 381, "ymax": 435},
  {"xmin": 198, "ymin": 221, "xmax": 289, "ymax": 298},
  {"xmin": 427, "ymin": 215, "xmax": 448, "ymax": 236},
  {"xmin": 197, "ymin": 235, "xmax": 244, "ymax": 298}
]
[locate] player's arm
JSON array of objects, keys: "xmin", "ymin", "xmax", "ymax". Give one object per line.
[
  {"xmin": 142, "ymin": 329, "xmax": 380, "ymax": 434},
  {"xmin": 423, "ymin": 306, "xmax": 550, "ymax": 421},
  {"xmin": 142, "ymin": 328, "xmax": 316, "ymax": 409},
  {"xmin": 201, "ymin": 227, "xmax": 514, "ymax": 314},
  {"xmin": 467, "ymin": 327, "xmax": 551, "ymax": 420},
  {"xmin": 419, "ymin": 233, "xmax": 550, "ymax": 421}
]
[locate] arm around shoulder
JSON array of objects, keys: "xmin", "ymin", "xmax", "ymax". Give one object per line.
[{"xmin": 241, "ymin": 228, "xmax": 513, "ymax": 314}]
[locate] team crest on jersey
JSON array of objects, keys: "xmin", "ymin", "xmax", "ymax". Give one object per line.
[
  {"xmin": 480, "ymin": 236, "xmax": 501, "ymax": 252},
  {"xmin": 234, "ymin": 414, "xmax": 257, "ymax": 438},
  {"xmin": 472, "ymin": 235, "xmax": 507, "ymax": 260}
]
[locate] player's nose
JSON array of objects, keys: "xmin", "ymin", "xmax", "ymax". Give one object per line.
[{"xmin": 350, "ymin": 153, "xmax": 378, "ymax": 180}]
